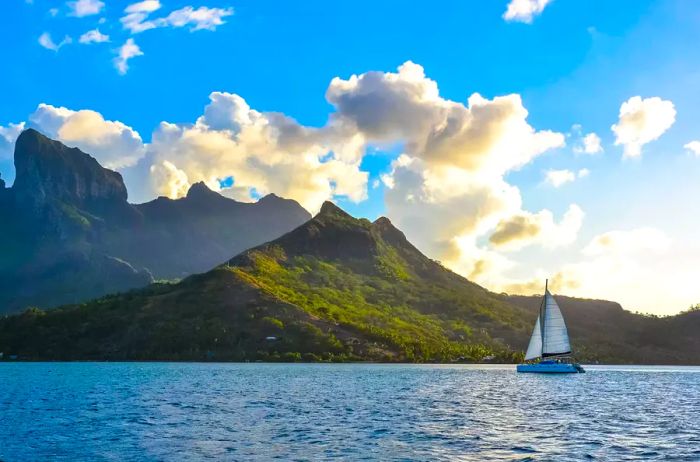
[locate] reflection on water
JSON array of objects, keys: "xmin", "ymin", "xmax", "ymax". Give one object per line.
[{"xmin": 1, "ymin": 363, "xmax": 699, "ymax": 461}]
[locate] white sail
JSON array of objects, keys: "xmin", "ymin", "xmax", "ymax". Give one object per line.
[
  {"xmin": 541, "ymin": 291, "xmax": 571, "ymax": 356},
  {"xmin": 524, "ymin": 315, "xmax": 542, "ymax": 361}
]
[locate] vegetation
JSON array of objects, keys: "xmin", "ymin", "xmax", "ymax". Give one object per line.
[
  {"xmin": 0, "ymin": 202, "xmax": 528, "ymax": 363},
  {"xmin": 1, "ymin": 200, "xmax": 698, "ymax": 364}
]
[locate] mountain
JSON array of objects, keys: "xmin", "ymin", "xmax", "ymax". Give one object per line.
[
  {"xmin": 0, "ymin": 129, "xmax": 310, "ymax": 313},
  {"xmin": 2, "ymin": 200, "xmax": 698, "ymax": 364},
  {"xmin": 0, "ymin": 201, "xmax": 532, "ymax": 362}
]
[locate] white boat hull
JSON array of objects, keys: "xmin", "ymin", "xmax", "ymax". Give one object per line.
[{"xmin": 517, "ymin": 361, "xmax": 585, "ymax": 374}]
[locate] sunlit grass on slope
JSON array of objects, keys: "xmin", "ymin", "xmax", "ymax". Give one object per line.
[{"xmin": 226, "ymin": 244, "xmax": 524, "ymax": 363}]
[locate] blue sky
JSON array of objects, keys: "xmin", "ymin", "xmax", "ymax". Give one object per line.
[{"xmin": 2, "ymin": 0, "xmax": 700, "ymax": 314}]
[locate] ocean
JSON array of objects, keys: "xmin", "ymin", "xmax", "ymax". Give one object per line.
[{"xmin": 1, "ymin": 363, "xmax": 698, "ymax": 461}]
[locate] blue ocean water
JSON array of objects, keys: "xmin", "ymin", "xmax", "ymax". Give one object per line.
[{"xmin": 1, "ymin": 363, "xmax": 699, "ymax": 461}]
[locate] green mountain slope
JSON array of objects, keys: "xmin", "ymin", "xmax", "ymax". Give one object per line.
[{"xmin": 0, "ymin": 202, "xmax": 532, "ymax": 362}]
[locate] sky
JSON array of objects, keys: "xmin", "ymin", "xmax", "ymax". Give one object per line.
[{"xmin": 2, "ymin": 0, "xmax": 700, "ymax": 315}]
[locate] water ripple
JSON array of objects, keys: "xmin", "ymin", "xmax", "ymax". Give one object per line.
[{"xmin": 0, "ymin": 363, "xmax": 699, "ymax": 461}]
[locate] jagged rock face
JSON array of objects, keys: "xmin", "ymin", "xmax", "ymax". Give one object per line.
[{"xmin": 12, "ymin": 129, "xmax": 128, "ymax": 209}]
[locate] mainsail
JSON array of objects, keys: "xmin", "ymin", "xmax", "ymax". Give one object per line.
[
  {"xmin": 523, "ymin": 282, "xmax": 572, "ymax": 361},
  {"xmin": 541, "ymin": 292, "xmax": 571, "ymax": 356}
]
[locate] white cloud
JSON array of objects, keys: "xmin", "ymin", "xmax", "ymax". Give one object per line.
[
  {"xmin": 163, "ymin": 6, "xmax": 234, "ymax": 31},
  {"xmin": 0, "ymin": 122, "xmax": 26, "ymax": 160},
  {"xmin": 29, "ymin": 104, "xmax": 146, "ymax": 170},
  {"xmin": 49, "ymin": 8, "xmax": 59, "ymax": 16},
  {"xmin": 79, "ymin": 29, "xmax": 110, "ymax": 44},
  {"xmin": 327, "ymin": 62, "xmax": 575, "ymax": 288},
  {"xmin": 121, "ymin": 2, "xmax": 233, "ymax": 34},
  {"xmin": 503, "ymin": 0, "xmax": 552, "ymax": 23},
  {"xmin": 573, "ymin": 132, "xmax": 603, "ymax": 154},
  {"xmin": 583, "ymin": 227, "xmax": 671, "ymax": 257},
  {"xmin": 683, "ymin": 140, "xmax": 700, "ymax": 156},
  {"xmin": 126, "ymin": 0, "xmax": 161, "ymax": 13},
  {"xmin": 113, "ymin": 38, "xmax": 143, "ymax": 75},
  {"xmin": 489, "ymin": 204, "xmax": 584, "ymax": 251},
  {"xmin": 544, "ymin": 169, "xmax": 575, "ymax": 187},
  {"xmin": 611, "ymin": 96, "xmax": 676, "ymax": 158},
  {"xmin": 67, "ymin": 0, "xmax": 104, "ymax": 17},
  {"xmin": 142, "ymin": 91, "xmax": 367, "ymax": 211},
  {"xmin": 150, "ymin": 160, "xmax": 190, "ymax": 199},
  {"xmin": 544, "ymin": 168, "xmax": 588, "ymax": 187},
  {"xmin": 327, "ymin": 61, "xmax": 565, "ymax": 175},
  {"xmin": 38, "ymin": 32, "xmax": 72, "ymax": 51},
  {"xmin": 121, "ymin": 1, "xmax": 162, "ymax": 33}
]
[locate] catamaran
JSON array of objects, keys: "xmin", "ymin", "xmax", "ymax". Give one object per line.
[{"xmin": 517, "ymin": 280, "xmax": 585, "ymax": 374}]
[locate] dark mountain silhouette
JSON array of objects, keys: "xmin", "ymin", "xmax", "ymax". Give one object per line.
[
  {"xmin": 2, "ymin": 200, "xmax": 697, "ymax": 364},
  {"xmin": 0, "ymin": 129, "xmax": 310, "ymax": 313}
]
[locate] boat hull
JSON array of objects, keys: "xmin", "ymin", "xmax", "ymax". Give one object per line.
[{"xmin": 517, "ymin": 362, "xmax": 585, "ymax": 374}]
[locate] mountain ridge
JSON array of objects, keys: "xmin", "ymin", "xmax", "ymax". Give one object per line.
[{"xmin": 0, "ymin": 130, "xmax": 311, "ymax": 312}]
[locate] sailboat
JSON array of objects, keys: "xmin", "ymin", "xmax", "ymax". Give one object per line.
[{"xmin": 516, "ymin": 280, "xmax": 585, "ymax": 374}]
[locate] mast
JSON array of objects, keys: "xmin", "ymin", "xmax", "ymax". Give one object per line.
[{"xmin": 539, "ymin": 279, "xmax": 548, "ymax": 358}]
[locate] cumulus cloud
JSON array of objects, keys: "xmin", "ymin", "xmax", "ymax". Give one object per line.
[
  {"xmin": 503, "ymin": 0, "xmax": 552, "ymax": 23},
  {"xmin": 114, "ymin": 38, "xmax": 143, "ymax": 75},
  {"xmin": 29, "ymin": 104, "xmax": 146, "ymax": 170},
  {"xmin": 38, "ymin": 32, "xmax": 72, "ymax": 51},
  {"xmin": 0, "ymin": 122, "xmax": 26, "ymax": 160},
  {"xmin": 583, "ymin": 227, "xmax": 671, "ymax": 257},
  {"xmin": 150, "ymin": 160, "xmax": 191, "ymax": 199},
  {"xmin": 79, "ymin": 29, "xmax": 110, "ymax": 44},
  {"xmin": 684, "ymin": 141, "xmax": 700, "ymax": 156},
  {"xmin": 67, "ymin": 0, "xmax": 105, "ymax": 17},
  {"xmin": 574, "ymin": 132, "xmax": 603, "ymax": 154},
  {"xmin": 328, "ymin": 62, "xmax": 576, "ymax": 288},
  {"xmin": 544, "ymin": 169, "xmax": 574, "ymax": 187},
  {"xmin": 142, "ymin": 91, "xmax": 367, "ymax": 211},
  {"xmin": 327, "ymin": 61, "xmax": 565, "ymax": 175},
  {"xmin": 489, "ymin": 205, "xmax": 584, "ymax": 251},
  {"xmin": 544, "ymin": 168, "xmax": 588, "ymax": 187},
  {"xmin": 121, "ymin": 2, "xmax": 233, "ymax": 33},
  {"xmin": 612, "ymin": 96, "xmax": 676, "ymax": 158}
]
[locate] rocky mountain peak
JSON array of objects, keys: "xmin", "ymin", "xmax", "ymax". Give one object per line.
[
  {"xmin": 185, "ymin": 181, "xmax": 221, "ymax": 201},
  {"xmin": 12, "ymin": 128, "xmax": 128, "ymax": 207},
  {"xmin": 317, "ymin": 201, "xmax": 353, "ymax": 219}
]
